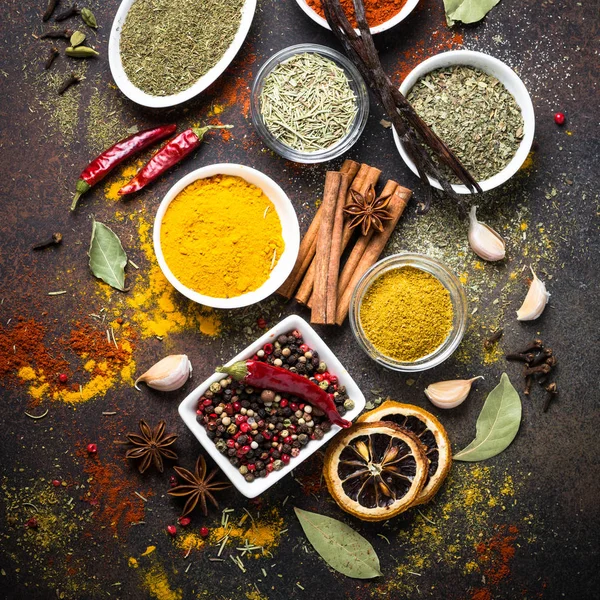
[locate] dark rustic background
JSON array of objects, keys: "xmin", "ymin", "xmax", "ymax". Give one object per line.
[{"xmin": 0, "ymin": 1, "xmax": 598, "ymax": 599}]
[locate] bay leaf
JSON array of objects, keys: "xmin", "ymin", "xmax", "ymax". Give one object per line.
[
  {"xmin": 443, "ymin": 0, "xmax": 501, "ymax": 26},
  {"xmin": 294, "ymin": 507, "xmax": 382, "ymax": 579},
  {"xmin": 454, "ymin": 373, "xmax": 521, "ymax": 462},
  {"xmin": 88, "ymin": 219, "xmax": 128, "ymax": 291}
]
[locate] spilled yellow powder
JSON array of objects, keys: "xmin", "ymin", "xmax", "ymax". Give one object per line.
[
  {"xmin": 104, "ymin": 162, "xmax": 144, "ymax": 201},
  {"xmin": 246, "ymin": 591, "xmax": 269, "ymax": 600},
  {"xmin": 520, "ymin": 222, "xmax": 528, "ymax": 231},
  {"xmin": 460, "ymin": 272, "xmax": 469, "ymax": 285},
  {"xmin": 126, "ymin": 214, "xmax": 221, "ymax": 338},
  {"xmin": 29, "ymin": 383, "xmax": 50, "ymax": 400},
  {"xmin": 520, "ymin": 150, "xmax": 535, "ymax": 173},
  {"xmin": 176, "ymin": 532, "xmax": 205, "ymax": 553},
  {"xmin": 128, "ymin": 557, "xmax": 139, "ymax": 568},
  {"xmin": 208, "ymin": 509, "xmax": 284, "ymax": 557},
  {"xmin": 142, "ymin": 565, "xmax": 182, "ymax": 600},
  {"xmin": 141, "ymin": 545, "xmax": 156, "ymax": 556},
  {"xmin": 84, "ymin": 359, "xmax": 96, "ymax": 372},
  {"xmin": 18, "ymin": 366, "xmax": 37, "ymax": 381}
]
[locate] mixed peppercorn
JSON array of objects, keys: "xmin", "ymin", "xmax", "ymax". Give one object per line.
[{"xmin": 196, "ymin": 330, "xmax": 354, "ymax": 482}]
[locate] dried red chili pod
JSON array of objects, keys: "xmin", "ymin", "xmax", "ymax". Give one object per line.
[
  {"xmin": 117, "ymin": 125, "xmax": 232, "ymax": 196},
  {"xmin": 216, "ymin": 361, "xmax": 351, "ymax": 429},
  {"xmin": 71, "ymin": 124, "xmax": 177, "ymax": 211}
]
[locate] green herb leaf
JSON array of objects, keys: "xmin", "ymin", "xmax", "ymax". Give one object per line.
[
  {"xmin": 70, "ymin": 31, "xmax": 86, "ymax": 47},
  {"xmin": 88, "ymin": 220, "xmax": 128, "ymax": 292},
  {"xmin": 81, "ymin": 8, "xmax": 98, "ymax": 28},
  {"xmin": 294, "ymin": 507, "xmax": 382, "ymax": 579},
  {"xmin": 443, "ymin": 0, "xmax": 501, "ymax": 26},
  {"xmin": 454, "ymin": 373, "xmax": 521, "ymax": 462}
]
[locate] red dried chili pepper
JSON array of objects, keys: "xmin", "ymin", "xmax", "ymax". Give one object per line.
[
  {"xmin": 118, "ymin": 125, "xmax": 232, "ymax": 196},
  {"xmin": 71, "ymin": 124, "xmax": 177, "ymax": 211},
  {"xmin": 216, "ymin": 361, "xmax": 351, "ymax": 429}
]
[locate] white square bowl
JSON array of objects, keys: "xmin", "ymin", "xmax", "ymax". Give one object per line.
[{"xmin": 178, "ymin": 315, "xmax": 366, "ymax": 498}]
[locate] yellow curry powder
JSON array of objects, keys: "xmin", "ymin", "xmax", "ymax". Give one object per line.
[
  {"xmin": 360, "ymin": 266, "xmax": 453, "ymax": 362},
  {"xmin": 160, "ymin": 175, "xmax": 285, "ymax": 299}
]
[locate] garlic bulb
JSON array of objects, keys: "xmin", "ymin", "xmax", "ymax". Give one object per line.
[
  {"xmin": 134, "ymin": 355, "xmax": 192, "ymax": 392},
  {"xmin": 468, "ymin": 205, "xmax": 506, "ymax": 261},
  {"xmin": 516, "ymin": 267, "xmax": 550, "ymax": 321},
  {"xmin": 425, "ymin": 377, "xmax": 483, "ymax": 409}
]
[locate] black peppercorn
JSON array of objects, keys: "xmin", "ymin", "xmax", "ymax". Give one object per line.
[
  {"xmin": 227, "ymin": 448, "xmax": 236, "ymax": 457},
  {"xmin": 258, "ymin": 469, "xmax": 267, "ymax": 479},
  {"xmin": 237, "ymin": 435, "xmax": 248, "ymax": 445}
]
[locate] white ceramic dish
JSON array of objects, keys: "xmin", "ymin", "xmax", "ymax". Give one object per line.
[
  {"xmin": 394, "ymin": 50, "xmax": 535, "ymax": 194},
  {"xmin": 295, "ymin": 0, "xmax": 420, "ymax": 35},
  {"xmin": 153, "ymin": 164, "xmax": 300, "ymax": 309},
  {"xmin": 178, "ymin": 315, "xmax": 367, "ymax": 498},
  {"xmin": 108, "ymin": 0, "xmax": 257, "ymax": 108}
]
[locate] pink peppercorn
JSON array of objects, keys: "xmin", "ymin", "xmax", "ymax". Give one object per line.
[
  {"xmin": 299, "ymin": 344, "xmax": 309, "ymax": 353},
  {"xmin": 86, "ymin": 443, "xmax": 97, "ymax": 455},
  {"xmin": 52, "ymin": 479, "xmax": 61, "ymax": 487},
  {"xmin": 257, "ymin": 318, "xmax": 267, "ymax": 329},
  {"xmin": 281, "ymin": 454, "xmax": 291, "ymax": 464},
  {"xmin": 263, "ymin": 343, "xmax": 273, "ymax": 355},
  {"xmin": 167, "ymin": 525, "xmax": 177, "ymax": 536},
  {"xmin": 554, "ymin": 112, "xmax": 566, "ymax": 125},
  {"xmin": 200, "ymin": 527, "xmax": 209, "ymax": 538},
  {"xmin": 178, "ymin": 517, "xmax": 191, "ymax": 527}
]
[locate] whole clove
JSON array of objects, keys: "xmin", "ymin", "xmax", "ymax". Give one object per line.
[
  {"xmin": 39, "ymin": 28, "xmax": 73, "ymax": 40},
  {"xmin": 523, "ymin": 363, "xmax": 552, "ymax": 377},
  {"xmin": 43, "ymin": 0, "xmax": 60, "ymax": 22},
  {"xmin": 542, "ymin": 383, "xmax": 558, "ymax": 412},
  {"xmin": 55, "ymin": 4, "xmax": 80, "ymax": 22},
  {"xmin": 506, "ymin": 352, "xmax": 536, "ymax": 363},
  {"xmin": 44, "ymin": 46, "xmax": 59, "ymax": 69},
  {"xmin": 57, "ymin": 73, "xmax": 83, "ymax": 94},
  {"xmin": 484, "ymin": 328, "xmax": 504, "ymax": 349},
  {"xmin": 32, "ymin": 233, "xmax": 63, "ymax": 250}
]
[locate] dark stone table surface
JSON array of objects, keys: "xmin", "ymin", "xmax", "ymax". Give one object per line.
[{"xmin": 0, "ymin": 1, "xmax": 598, "ymax": 599}]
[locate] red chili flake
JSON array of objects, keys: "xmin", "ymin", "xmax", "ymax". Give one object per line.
[
  {"xmin": 554, "ymin": 112, "xmax": 566, "ymax": 125},
  {"xmin": 25, "ymin": 517, "xmax": 38, "ymax": 529},
  {"xmin": 86, "ymin": 443, "xmax": 97, "ymax": 455},
  {"xmin": 257, "ymin": 318, "xmax": 267, "ymax": 329},
  {"xmin": 178, "ymin": 517, "xmax": 191, "ymax": 527},
  {"xmin": 200, "ymin": 526, "xmax": 209, "ymax": 538},
  {"xmin": 166, "ymin": 525, "xmax": 177, "ymax": 536}
]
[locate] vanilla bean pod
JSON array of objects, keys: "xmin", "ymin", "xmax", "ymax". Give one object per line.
[
  {"xmin": 322, "ymin": 0, "xmax": 480, "ymax": 212},
  {"xmin": 43, "ymin": 0, "xmax": 60, "ymax": 22}
]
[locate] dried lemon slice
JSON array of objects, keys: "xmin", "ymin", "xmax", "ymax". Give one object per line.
[
  {"xmin": 358, "ymin": 401, "xmax": 452, "ymax": 505},
  {"xmin": 323, "ymin": 422, "xmax": 428, "ymax": 522}
]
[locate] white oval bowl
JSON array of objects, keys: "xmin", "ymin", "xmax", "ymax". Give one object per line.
[
  {"xmin": 108, "ymin": 0, "xmax": 257, "ymax": 108},
  {"xmin": 153, "ymin": 164, "xmax": 300, "ymax": 309},
  {"xmin": 178, "ymin": 314, "xmax": 366, "ymax": 498},
  {"xmin": 394, "ymin": 50, "xmax": 535, "ymax": 194},
  {"xmin": 295, "ymin": 0, "xmax": 420, "ymax": 34}
]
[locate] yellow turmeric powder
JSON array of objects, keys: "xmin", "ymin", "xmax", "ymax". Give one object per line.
[
  {"xmin": 160, "ymin": 175, "xmax": 285, "ymax": 298},
  {"xmin": 359, "ymin": 266, "xmax": 453, "ymax": 361}
]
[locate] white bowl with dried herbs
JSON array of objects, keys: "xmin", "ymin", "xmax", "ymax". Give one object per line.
[
  {"xmin": 394, "ymin": 50, "xmax": 535, "ymax": 193},
  {"xmin": 108, "ymin": 0, "xmax": 257, "ymax": 108}
]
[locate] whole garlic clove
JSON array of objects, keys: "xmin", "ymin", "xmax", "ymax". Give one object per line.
[
  {"xmin": 516, "ymin": 267, "xmax": 550, "ymax": 321},
  {"xmin": 134, "ymin": 355, "xmax": 192, "ymax": 392},
  {"xmin": 468, "ymin": 205, "xmax": 506, "ymax": 261},
  {"xmin": 425, "ymin": 376, "xmax": 483, "ymax": 409}
]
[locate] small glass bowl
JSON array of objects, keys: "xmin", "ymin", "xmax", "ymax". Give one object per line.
[
  {"xmin": 349, "ymin": 253, "xmax": 468, "ymax": 372},
  {"xmin": 250, "ymin": 44, "xmax": 369, "ymax": 164}
]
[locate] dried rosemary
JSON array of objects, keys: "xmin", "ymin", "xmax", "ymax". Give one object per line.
[
  {"xmin": 119, "ymin": 0, "xmax": 244, "ymax": 97},
  {"xmin": 259, "ymin": 52, "xmax": 357, "ymax": 152},
  {"xmin": 407, "ymin": 66, "xmax": 524, "ymax": 182}
]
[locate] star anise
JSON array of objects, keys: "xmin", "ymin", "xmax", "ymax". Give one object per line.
[
  {"xmin": 168, "ymin": 455, "xmax": 231, "ymax": 517},
  {"xmin": 343, "ymin": 184, "xmax": 393, "ymax": 236},
  {"xmin": 125, "ymin": 420, "xmax": 178, "ymax": 474}
]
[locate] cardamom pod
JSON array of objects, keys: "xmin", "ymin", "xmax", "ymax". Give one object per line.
[
  {"xmin": 66, "ymin": 46, "xmax": 99, "ymax": 58},
  {"xmin": 70, "ymin": 31, "xmax": 86, "ymax": 47},
  {"xmin": 81, "ymin": 8, "xmax": 98, "ymax": 28}
]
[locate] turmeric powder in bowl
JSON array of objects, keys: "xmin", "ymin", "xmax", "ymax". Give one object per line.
[
  {"xmin": 359, "ymin": 266, "xmax": 454, "ymax": 362},
  {"xmin": 159, "ymin": 174, "xmax": 285, "ymax": 299}
]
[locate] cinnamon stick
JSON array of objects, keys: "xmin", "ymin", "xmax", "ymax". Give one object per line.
[
  {"xmin": 325, "ymin": 172, "xmax": 350, "ymax": 323},
  {"xmin": 297, "ymin": 164, "xmax": 381, "ymax": 305},
  {"xmin": 335, "ymin": 184, "xmax": 412, "ymax": 325},
  {"xmin": 277, "ymin": 159, "xmax": 359, "ymax": 299},
  {"xmin": 337, "ymin": 179, "xmax": 398, "ymax": 295},
  {"xmin": 311, "ymin": 172, "xmax": 342, "ymax": 324}
]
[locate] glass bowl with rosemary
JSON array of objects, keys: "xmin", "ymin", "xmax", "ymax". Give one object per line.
[
  {"xmin": 349, "ymin": 253, "xmax": 468, "ymax": 372},
  {"xmin": 394, "ymin": 50, "xmax": 535, "ymax": 193},
  {"xmin": 251, "ymin": 44, "xmax": 369, "ymax": 164}
]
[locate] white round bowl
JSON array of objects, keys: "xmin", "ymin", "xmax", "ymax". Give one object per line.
[
  {"xmin": 108, "ymin": 0, "xmax": 257, "ymax": 108},
  {"xmin": 394, "ymin": 50, "xmax": 535, "ymax": 194},
  {"xmin": 153, "ymin": 164, "xmax": 300, "ymax": 309},
  {"xmin": 295, "ymin": 0, "xmax": 420, "ymax": 34}
]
